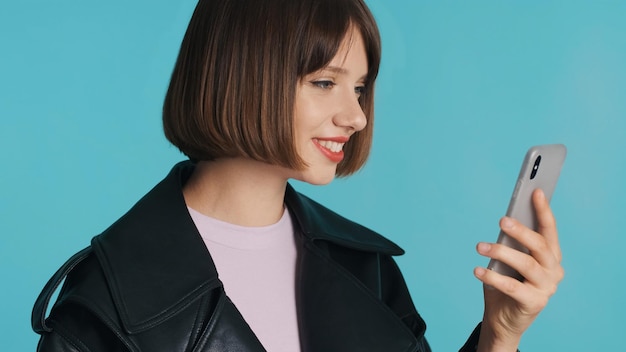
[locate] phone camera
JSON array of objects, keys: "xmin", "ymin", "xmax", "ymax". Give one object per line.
[{"xmin": 530, "ymin": 155, "xmax": 542, "ymax": 180}]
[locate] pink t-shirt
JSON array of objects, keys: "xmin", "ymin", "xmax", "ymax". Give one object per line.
[{"xmin": 188, "ymin": 207, "xmax": 300, "ymax": 352}]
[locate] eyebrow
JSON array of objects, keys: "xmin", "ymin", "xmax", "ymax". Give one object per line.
[
  {"xmin": 325, "ymin": 66, "xmax": 348, "ymax": 74},
  {"xmin": 324, "ymin": 65, "xmax": 368, "ymax": 81}
]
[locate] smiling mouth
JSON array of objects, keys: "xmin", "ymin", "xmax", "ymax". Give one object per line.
[
  {"xmin": 314, "ymin": 139, "xmax": 345, "ymax": 153},
  {"xmin": 313, "ymin": 138, "xmax": 346, "ymax": 163}
]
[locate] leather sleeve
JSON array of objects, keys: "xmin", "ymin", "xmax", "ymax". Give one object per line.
[
  {"xmin": 36, "ymin": 303, "xmax": 130, "ymax": 352},
  {"xmin": 458, "ymin": 322, "xmax": 521, "ymax": 352},
  {"xmin": 378, "ymin": 255, "xmax": 431, "ymax": 352},
  {"xmin": 459, "ymin": 323, "xmax": 482, "ymax": 352},
  {"xmin": 37, "ymin": 331, "xmax": 83, "ymax": 352}
]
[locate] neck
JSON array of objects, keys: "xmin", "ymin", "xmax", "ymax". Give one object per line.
[{"xmin": 183, "ymin": 158, "xmax": 289, "ymax": 227}]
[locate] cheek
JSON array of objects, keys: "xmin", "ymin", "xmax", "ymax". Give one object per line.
[
  {"xmin": 292, "ymin": 90, "xmax": 328, "ymax": 150},
  {"xmin": 293, "ymin": 107, "xmax": 312, "ymax": 142}
]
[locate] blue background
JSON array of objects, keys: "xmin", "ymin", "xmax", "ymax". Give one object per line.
[{"xmin": 1, "ymin": 1, "xmax": 624, "ymax": 350}]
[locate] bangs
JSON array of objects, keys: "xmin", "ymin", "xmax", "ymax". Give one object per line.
[{"xmin": 296, "ymin": 0, "xmax": 380, "ymax": 84}]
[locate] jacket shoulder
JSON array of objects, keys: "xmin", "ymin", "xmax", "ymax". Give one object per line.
[
  {"xmin": 32, "ymin": 246, "xmax": 94, "ymax": 334},
  {"xmin": 32, "ymin": 247, "xmax": 134, "ymax": 351},
  {"xmin": 32, "ymin": 244, "xmax": 264, "ymax": 352}
]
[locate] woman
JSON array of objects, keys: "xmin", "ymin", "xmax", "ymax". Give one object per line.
[{"xmin": 32, "ymin": 0, "xmax": 563, "ymax": 351}]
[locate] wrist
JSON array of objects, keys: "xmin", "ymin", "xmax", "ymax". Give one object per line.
[{"xmin": 476, "ymin": 321, "xmax": 521, "ymax": 352}]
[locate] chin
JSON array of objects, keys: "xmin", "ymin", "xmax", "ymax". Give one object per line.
[
  {"xmin": 306, "ymin": 176, "xmax": 335, "ymax": 186},
  {"xmin": 293, "ymin": 168, "xmax": 337, "ymax": 186}
]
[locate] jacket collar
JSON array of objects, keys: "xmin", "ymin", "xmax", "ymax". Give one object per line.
[
  {"xmin": 285, "ymin": 182, "xmax": 404, "ymax": 256},
  {"xmin": 91, "ymin": 160, "xmax": 404, "ymax": 334}
]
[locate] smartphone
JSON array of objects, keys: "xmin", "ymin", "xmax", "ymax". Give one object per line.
[{"xmin": 487, "ymin": 144, "xmax": 567, "ymax": 281}]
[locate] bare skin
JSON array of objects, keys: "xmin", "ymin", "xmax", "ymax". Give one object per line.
[
  {"xmin": 475, "ymin": 189, "xmax": 564, "ymax": 351},
  {"xmin": 183, "ymin": 27, "xmax": 563, "ymax": 352},
  {"xmin": 183, "ymin": 158, "xmax": 290, "ymax": 227}
]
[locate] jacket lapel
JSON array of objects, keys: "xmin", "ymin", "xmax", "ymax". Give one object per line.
[
  {"xmin": 296, "ymin": 240, "xmax": 420, "ymax": 352},
  {"xmin": 91, "ymin": 162, "xmax": 221, "ymax": 334},
  {"xmin": 285, "ymin": 187, "xmax": 422, "ymax": 352}
]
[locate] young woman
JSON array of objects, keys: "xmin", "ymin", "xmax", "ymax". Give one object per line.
[{"xmin": 32, "ymin": 0, "xmax": 564, "ymax": 351}]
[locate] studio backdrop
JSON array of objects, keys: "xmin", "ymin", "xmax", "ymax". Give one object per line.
[{"xmin": 1, "ymin": 1, "xmax": 624, "ymax": 350}]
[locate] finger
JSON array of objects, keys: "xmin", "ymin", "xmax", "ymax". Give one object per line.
[
  {"xmin": 474, "ymin": 266, "xmax": 532, "ymax": 303},
  {"xmin": 476, "ymin": 266, "xmax": 551, "ymax": 317},
  {"xmin": 477, "ymin": 242, "xmax": 546, "ymax": 285},
  {"xmin": 499, "ymin": 216, "xmax": 559, "ymax": 270},
  {"xmin": 533, "ymin": 189, "xmax": 562, "ymax": 262}
]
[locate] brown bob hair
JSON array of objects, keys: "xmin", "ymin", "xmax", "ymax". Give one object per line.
[{"xmin": 163, "ymin": 0, "xmax": 381, "ymax": 176}]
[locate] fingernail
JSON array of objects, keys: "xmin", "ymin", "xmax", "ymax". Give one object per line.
[
  {"xmin": 474, "ymin": 267, "xmax": 487, "ymax": 277},
  {"xmin": 536, "ymin": 189, "xmax": 545, "ymax": 200},
  {"xmin": 502, "ymin": 217, "xmax": 514, "ymax": 229},
  {"xmin": 477, "ymin": 242, "xmax": 491, "ymax": 253}
]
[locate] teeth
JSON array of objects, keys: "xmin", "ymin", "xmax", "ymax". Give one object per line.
[{"xmin": 317, "ymin": 140, "xmax": 345, "ymax": 153}]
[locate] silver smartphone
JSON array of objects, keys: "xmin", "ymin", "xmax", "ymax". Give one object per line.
[{"xmin": 487, "ymin": 144, "xmax": 567, "ymax": 281}]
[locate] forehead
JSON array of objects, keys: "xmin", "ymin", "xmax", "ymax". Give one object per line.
[{"xmin": 326, "ymin": 28, "xmax": 368, "ymax": 74}]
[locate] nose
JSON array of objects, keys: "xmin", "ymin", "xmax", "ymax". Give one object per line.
[{"xmin": 333, "ymin": 93, "xmax": 367, "ymax": 133}]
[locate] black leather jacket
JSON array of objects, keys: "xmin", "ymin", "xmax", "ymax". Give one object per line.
[{"xmin": 32, "ymin": 161, "xmax": 481, "ymax": 351}]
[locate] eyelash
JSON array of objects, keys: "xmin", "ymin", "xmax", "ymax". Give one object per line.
[
  {"xmin": 311, "ymin": 80, "xmax": 367, "ymax": 96},
  {"xmin": 312, "ymin": 80, "xmax": 335, "ymax": 89}
]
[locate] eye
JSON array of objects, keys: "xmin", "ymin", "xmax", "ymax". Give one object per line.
[
  {"xmin": 355, "ymin": 85, "xmax": 367, "ymax": 97},
  {"xmin": 311, "ymin": 80, "xmax": 335, "ymax": 89}
]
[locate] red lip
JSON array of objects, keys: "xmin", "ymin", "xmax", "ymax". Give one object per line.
[
  {"xmin": 313, "ymin": 138, "xmax": 346, "ymax": 163},
  {"xmin": 317, "ymin": 136, "xmax": 349, "ymax": 143}
]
